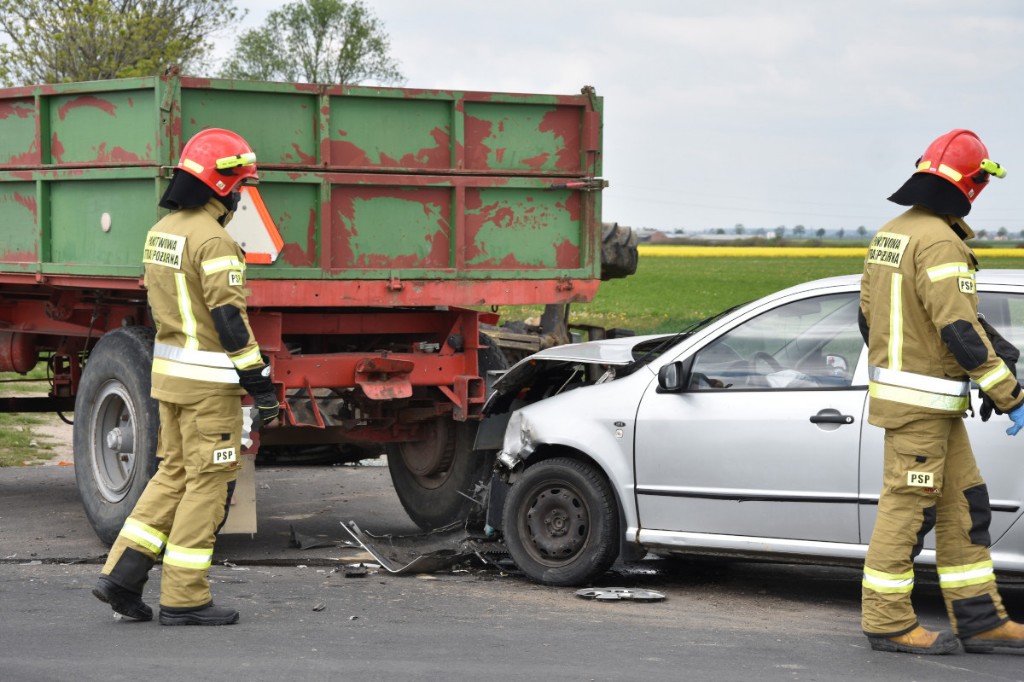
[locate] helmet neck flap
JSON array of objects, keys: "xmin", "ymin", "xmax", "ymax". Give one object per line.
[{"xmin": 888, "ymin": 172, "xmax": 972, "ymax": 218}]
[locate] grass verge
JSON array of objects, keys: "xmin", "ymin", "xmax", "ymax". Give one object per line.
[{"xmin": 0, "ymin": 361, "xmax": 60, "ymax": 466}]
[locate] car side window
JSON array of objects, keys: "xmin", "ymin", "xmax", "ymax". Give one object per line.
[
  {"xmin": 688, "ymin": 292, "xmax": 863, "ymax": 391},
  {"xmin": 978, "ymin": 292, "xmax": 1024, "ymax": 381}
]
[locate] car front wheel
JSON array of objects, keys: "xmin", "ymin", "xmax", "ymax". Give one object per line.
[{"xmin": 502, "ymin": 457, "xmax": 619, "ymax": 586}]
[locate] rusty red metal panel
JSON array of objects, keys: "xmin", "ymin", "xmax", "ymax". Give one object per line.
[
  {"xmin": 271, "ymin": 348, "xmax": 469, "ymax": 390},
  {"xmin": 245, "ymin": 278, "xmax": 600, "ymax": 308},
  {"xmin": 355, "ymin": 357, "xmax": 416, "ymax": 400}
]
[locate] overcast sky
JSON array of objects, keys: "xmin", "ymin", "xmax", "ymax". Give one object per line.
[{"xmin": 235, "ymin": 0, "xmax": 1024, "ymax": 235}]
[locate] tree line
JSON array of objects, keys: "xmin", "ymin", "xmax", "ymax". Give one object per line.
[{"xmin": 0, "ymin": 0, "xmax": 403, "ymax": 87}]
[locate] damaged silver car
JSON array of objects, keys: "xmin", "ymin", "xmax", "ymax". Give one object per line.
[{"xmin": 476, "ymin": 272, "xmax": 1024, "ymax": 586}]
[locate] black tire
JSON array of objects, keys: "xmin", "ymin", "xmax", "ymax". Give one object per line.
[
  {"xmin": 73, "ymin": 327, "xmax": 159, "ymax": 545},
  {"xmin": 386, "ymin": 418, "xmax": 493, "ymax": 530},
  {"xmin": 600, "ymin": 222, "xmax": 639, "ymax": 281},
  {"xmin": 386, "ymin": 335, "xmax": 508, "ymax": 530},
  {"xmin": 502, "ymin": 457, "xmax": 619, "ymax": 586}
]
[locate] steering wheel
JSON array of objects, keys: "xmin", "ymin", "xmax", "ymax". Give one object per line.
[{"xmin": 752, "ymin": 351, "xmax": 783, "ymax": 374}]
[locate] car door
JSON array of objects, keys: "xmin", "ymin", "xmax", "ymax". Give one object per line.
[
  {"xmin": 634, "ymin": 291, "xmax": 867, "ymax": 543},
  {"xmin": 858, "ymin": 289, "xmax": 1024, "ymax": 547}
]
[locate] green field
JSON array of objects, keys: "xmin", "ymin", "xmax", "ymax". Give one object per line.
[
  {"xmin": 501, "ymin": 255, "xmax": 1024, "ymax": 336},
  {"xmin": 3, "ymin": 252, "xmax": 1024, "ymax": 467}
]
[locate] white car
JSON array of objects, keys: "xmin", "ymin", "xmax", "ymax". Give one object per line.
[{"xmin": 478, "ymin": 272, "xmax": 1024, "ymax": 586}]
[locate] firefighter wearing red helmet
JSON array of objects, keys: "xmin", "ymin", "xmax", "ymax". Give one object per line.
[
  {"xmin": 92, "ymin": 128, "xmax": 279, "ymax": 626},
  {"xmin": 860, "ymin": 129, "xmax": 1024, "ymax": 653}
]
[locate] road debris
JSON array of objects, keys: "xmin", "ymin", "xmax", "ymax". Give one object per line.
[
  {"xmin": 289, "ymin": 525, "xmax": 337, "ymax": 550},
  {"xmin": 343, "ymin": 563, "xmax": 369, "ymax": 578},
  {"xmin": 342, "ymin": 520, "xmax": 504, "ymax": 575},
  {"xmin": 575, "ymin": 587, "xmax": 666, "ymax": 602}
]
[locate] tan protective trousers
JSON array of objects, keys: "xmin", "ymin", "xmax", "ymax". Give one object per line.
[
  {"xmin": 862, "ymin": 417, "xmax": 1008, "ymax": 638},
  {"xmin": 101, "ymin": 393, "xmax": 242, "ymax": 608}
]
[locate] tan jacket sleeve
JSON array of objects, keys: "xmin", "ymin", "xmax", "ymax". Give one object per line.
[
  {"xmin": 916, "ymin": 239, "xmax": 1023, "ymax": 413},
  {"xmin": 195, "ymin": 235, "xmax": 263, "ymax": 371}
]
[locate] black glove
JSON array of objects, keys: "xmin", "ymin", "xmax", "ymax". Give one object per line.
[
  {"xmin": 979, "ymin": 390, "xmax": 996, "ymax": 422},
  {"xmin": 238, "ymin": 362, "xmax": 279, "ymax": 427},
  {"xmin": 977, "ymin": 316, "xmax": 1020, "ymax": 422},
  {"xmin": 252, "ymin": 390, "xmax": 280, "ymax": 428}
]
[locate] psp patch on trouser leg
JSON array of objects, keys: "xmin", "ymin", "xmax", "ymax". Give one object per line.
[
  {"xmin": 862, "ymin": 420, "xmax": 950, "ymax": 635},
  {"xmin": 158, "ymin": 393, "xmax": 242, "ymax": 608}
]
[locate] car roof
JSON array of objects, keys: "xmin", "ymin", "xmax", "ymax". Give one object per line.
[{"xmin": 769, "ymin": 269, "xmax": 1024, "ymax": 299}]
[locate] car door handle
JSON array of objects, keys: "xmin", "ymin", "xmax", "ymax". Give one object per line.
[{"xmin": 809, "ymin": 412, "xmax": 855, "ymax": 425}]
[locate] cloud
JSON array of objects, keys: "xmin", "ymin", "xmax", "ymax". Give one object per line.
[{"xmin": 229, "ymin": 0, "xmax": 1024, "ymax": 231}]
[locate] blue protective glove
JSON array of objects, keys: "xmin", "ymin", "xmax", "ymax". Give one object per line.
[{"xmin": 1007, "ymin": 403, "xmax": 1024, "ymax": 436}]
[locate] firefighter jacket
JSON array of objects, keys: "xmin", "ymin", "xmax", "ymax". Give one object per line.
[
  {"xmin": 860, "ymin": 206, "xmax": 1023, "ymax": 430},
  {"xmin": 142, "ymin": 198, "xmax": 264, "ymax": 404}
]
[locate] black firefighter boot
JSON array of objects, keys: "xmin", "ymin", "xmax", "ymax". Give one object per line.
[
  {"xmin": 159, "ymin": 601, "xmax": 240, "ymax": 626},
  {"xmin": 92, "ymin": 548, "xmax": 155, "ymax": 621}
]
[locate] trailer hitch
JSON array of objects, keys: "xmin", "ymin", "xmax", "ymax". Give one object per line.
[{"xmin": 354, "ymin": 357, "xmax": 414, "ymax": 400}]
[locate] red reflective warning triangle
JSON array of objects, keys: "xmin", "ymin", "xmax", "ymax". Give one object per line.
[{"xmin": 224, "ymin": 186, "xmax": 284, "ymax": 264}]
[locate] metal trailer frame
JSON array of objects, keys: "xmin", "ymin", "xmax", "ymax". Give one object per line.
[{"xmin": 0, "ymin": 68, "xmax": 607, "ymax": 537}]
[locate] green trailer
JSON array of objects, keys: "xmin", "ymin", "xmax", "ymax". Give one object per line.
[{"xmin": 0, "ymin": 68, "xmax": 629, "ymax": 542}]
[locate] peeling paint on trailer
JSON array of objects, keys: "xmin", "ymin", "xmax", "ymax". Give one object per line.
[
  {"xmin": 0, "ymin": 73, "xmax": 604, "ymax": 306},
  {"xmin": 0, "ymin": 101, "xmax": 33, "ymax": 120},
  {"xmin": 56, "ymin": 94, "xmax": 118, "ymax": 120},
  {"xmin": 332, "ymin": 186, "xmax": 452, "ymax": 269},
  {"xmin": 0, "ymin": 100, "xmax": 38, "ymax": 167}
]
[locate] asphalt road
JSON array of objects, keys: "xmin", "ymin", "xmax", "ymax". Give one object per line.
[{"xmin": 3, "ymin": 463, "xmax": 1024, "ymax": 682}]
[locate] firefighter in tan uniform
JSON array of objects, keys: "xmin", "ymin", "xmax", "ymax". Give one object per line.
[
  {"xmin": 861, "ymin": 129, "xmax": 1024, "ymax": 654},
  {"xmin": 92, "ymin": 128, "xmax": 279, "ymax": 626}
]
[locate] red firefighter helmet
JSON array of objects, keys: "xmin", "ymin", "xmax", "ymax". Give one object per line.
[
  {"xmin": 913, "ymin": 129, "xmax": 1006, "ymax": 203},
  {"xmin": 177, "ymin": 128, "xmax": 258, "ymax": 197}
]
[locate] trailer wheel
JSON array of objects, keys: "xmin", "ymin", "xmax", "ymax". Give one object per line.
[
  {"xmin": 387, "ymin": 335, "xmax": 507, "ymax": 530},
  {"xmin": 387, "ymin": 418, "xmax": 491, "ymax": 530},
  {"xmin": 73, "ymin": 327, "xmax": 159, "ymax": 545},
  {"xmin": 502, "ymin": 457, "xmax": 619, "ymax": 586}
]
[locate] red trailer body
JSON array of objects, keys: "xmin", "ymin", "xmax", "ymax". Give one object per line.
[{"xmin": 0, "ymin": 70, "xmax": 623, "ymax": 541}]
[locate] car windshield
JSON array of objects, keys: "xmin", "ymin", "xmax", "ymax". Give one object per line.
[{"xmin": 623, "ymin": 302, "xmax": 748, "ymax": 372}]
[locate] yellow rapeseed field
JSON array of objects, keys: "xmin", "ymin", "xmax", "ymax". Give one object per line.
[{"xmin": 638, "ymin": 245, "xmax": 1024, "ymax": 258}]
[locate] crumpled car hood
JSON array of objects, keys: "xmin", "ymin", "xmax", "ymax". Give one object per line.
[
  {"xmin": 489, "ymin": 334, "xmax": 669, "ymax": 400},
  {"xmin": 517, "ymin": 334, "xmax": 668, "ymax": 365}
]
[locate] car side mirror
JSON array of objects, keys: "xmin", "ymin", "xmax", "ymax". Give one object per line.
[{"xmin": 658, "ymin": 361, "xmax": 686, "ymax": 392}]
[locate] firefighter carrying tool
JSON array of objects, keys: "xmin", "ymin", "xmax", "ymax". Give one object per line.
[
  {"xmin": 860, "ymin": 129, "xmax": 1024, "ymax": 654},
  {"xmin": 92, "ymin": 128, "xmax": 280, "ymax": 626}
]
